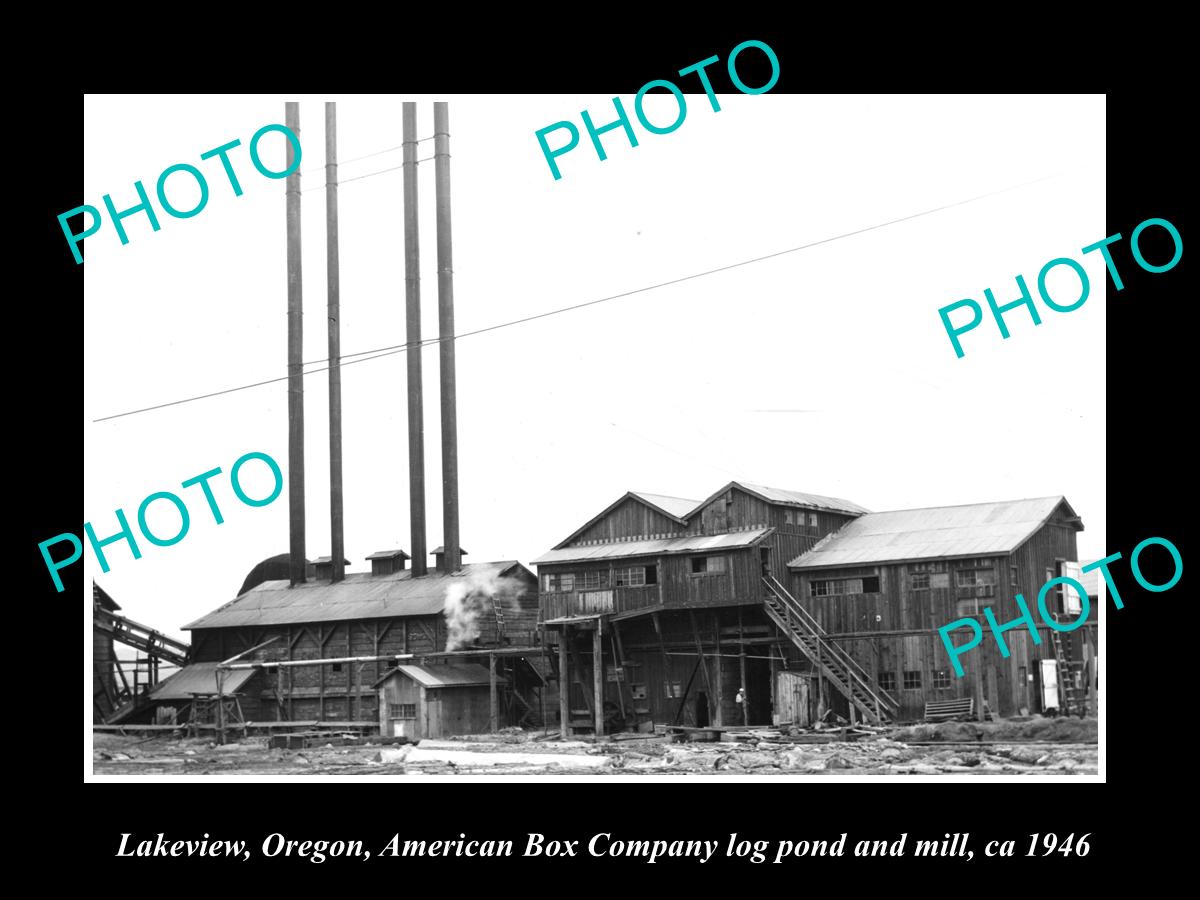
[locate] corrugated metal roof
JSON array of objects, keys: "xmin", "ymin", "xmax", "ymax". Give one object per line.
[
  {"xmin": 734, "ymin": 482, "xmax": 871, "ymax": 515},
  {"xmin": 683, "ymin": 481, "xmax": 870, "ymax": 518},
  {"xmin": 788, "ymin": 497, "xmax": 1075, "ymax": 569},
  {"xmin": 532, "ymin": 528, "xmax": 772, "ymax": 566},
  {"xmin": 388, "ymin": 663, "xmax": 503, "ymax": 689},
  {"xmin": 630, "ymin": 491, "xmax": 700, "ymax": 519},
  {"xmin": 150, "ymin": 663, "xmax": 255, "ymax": 700},
  {"xmin": 183, "ymin": 561, "xmax": 529, "ymax": 630}
]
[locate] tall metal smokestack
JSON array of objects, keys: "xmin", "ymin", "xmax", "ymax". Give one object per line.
[
  {"xmin": 403, "ymin": 102, "xmax": 428, "ymax": 577},
  {"xmin": 286, "ymin": 101, "xmax": 306, "ymax": 586},
  {"xmin": 434, "ymin": 102, "xmax": 460, "ymax": 574},
  {"xmin": 325, "ymin": 102, "xmax": 345, "ymax": 583}
]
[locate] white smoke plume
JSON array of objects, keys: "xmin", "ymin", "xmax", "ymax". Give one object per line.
[{"xmin": 443, "ymin": 570, "xmax": 525, "ymax": 651}]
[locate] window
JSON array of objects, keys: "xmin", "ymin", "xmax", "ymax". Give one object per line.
[
  {"xmin": 664, "ymin": 681, "xmax": 683, "ymax": 699},
  {"xmin": 808, "ymin": 513, "xmax": 819, "ymax": 528},
  {"xmin": 784, "ymin": 510, "xmax": 794, "ymax": 525},
  {"xmin": 389, "ymin": 703, "xmax": 416, "ymax": 719},
  {"xmin": 903, "ymin": 670, "xmax": 922, "ymax": 690},
  {"xmin": 1011, "ymin": 565, "xmax": 1019, "ymax": 587},
  {"xmin": 613, "ymin": 565, "xmax": 657, "ymax": 587},
  {"xmin": 542, "ymin": 573, "xmax": 575, "ymax": 592},
  {"xmin": 932, "ymin": 670, "xmax": 952, "ymax": 690},
  {"xmin": 911, "ymin": 562, "xmax": 950, "ymax": 593},
  {"xmin": 331, "ymin": 663, "xmax": 343, "ymax": 673},
  {"xmin": 956, "ymin": 566, "xmax": 997, "ymax": 599},
  {"xmin": 691, "ymin": 556, "xmax": 726, "ymax": 575},
  {"xmin": 809, "ymin": 574, "xmax": 880, "ymax": 596},
  {"xmin": 956, "ymin": 568, "xmax": 997, "ymax": 588},
  {"xmin": 576, "ymin": 570, "xmax": 608, "ymax": 590},
  {"xmin": 877, "ymin": 671, "xmax": 897, "ymax": 692}
]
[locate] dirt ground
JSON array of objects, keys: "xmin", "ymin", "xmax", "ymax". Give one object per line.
[{"xmin": 93, "ymin": 717, "xmax": 1097, "ymax": 776}]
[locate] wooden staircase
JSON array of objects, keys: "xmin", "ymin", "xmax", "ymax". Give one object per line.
[
  {"xmin": 761, "ymin": 576, "xmax": 900, "ymax": 724},
  {"xmin": 1048, "ymin": 614, "xmax": 1087, "ymax": 717}
]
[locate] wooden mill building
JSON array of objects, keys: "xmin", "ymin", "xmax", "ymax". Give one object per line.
[
  {"xmin": 532, "ymin": 482, "xmax": 885, "ymax": 734},
  {"xmin": 534, "ymin": 484, "xmax": 1093, "ymax": 734},
  {"xmin": 787, "ymin": 496, "xmax": 1094, "ymax": 721},
  {"xmin": 155, "ymin": 550, "xmax": 546, "ymax": 732}
]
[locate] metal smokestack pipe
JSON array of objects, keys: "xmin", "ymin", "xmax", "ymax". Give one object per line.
[
  {"xmin": 325, "ymin": 102, "xmax": 345, "ymax": 583},
  {"xmin": 403, "ymin": 102, "xmax": 428, "ymax": 578},
  {"xmin": 433, "ymin": 102, "xmax": 460, "ymax": 574},
  {"xmin": 286, "ymin": 101, "xmax": 307, "ymax": 587}
]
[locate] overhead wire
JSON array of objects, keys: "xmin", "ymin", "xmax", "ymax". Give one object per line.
[{"xmin": 91, "ymin": 173, "xmax": 1058, "ymax": 424}]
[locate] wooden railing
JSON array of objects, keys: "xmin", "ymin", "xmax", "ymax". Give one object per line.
[{"xmin": 540, "ymin": 585, "xmax": 659, "ymax": 620}]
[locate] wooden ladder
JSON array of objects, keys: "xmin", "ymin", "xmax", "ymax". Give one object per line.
[
  {"xmin": 1048, "ymin": 614, "xmax": 1087, "ymax": 717},
  {"xmin": 491, "ymin": 594, "xmax": 506, "ymax": 639},
  {"xmin": 760, "ymin": 576, "xmax": 900, "ymax": 725}
]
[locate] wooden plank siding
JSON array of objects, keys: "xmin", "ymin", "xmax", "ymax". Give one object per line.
[
  {"xmin": 568, "ymin": 496, "xmax": 685, "ymax": 545},
  {"xmin": 184, "ymin": 575, "xmax": 543, "ymax": 726},
  {"xmin": 782, "ymin": 503, "xmax": 1090, "ymax": 720}
]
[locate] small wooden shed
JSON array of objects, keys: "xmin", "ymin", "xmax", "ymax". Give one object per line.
[{"xmin": 375, "ymin": 664, "xmax": 506, "ymax": 739}]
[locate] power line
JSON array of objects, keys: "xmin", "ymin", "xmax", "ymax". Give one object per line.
[
  {"xmin": 298, "ymin": 134, "xmax": 436, "ymax": 178},
  {"xmin": 299, "ymin": 156, "xmax": 439, "ymax": 194},
  {"xmin": 91, "ymin": 173, "xmax": 1057, "ymax": 424}
]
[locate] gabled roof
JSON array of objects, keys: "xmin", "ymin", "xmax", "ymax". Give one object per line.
[
  {"xmin": 687, "ymin": 481, "xmax": 870, "ymax": 517},
  {"xmin": 534, "ymin": 527, "xmax": 773, "ymax": 566},
  {"xmin": 788, "ymin": 497, "xmax": 1081, "ymax": 570},
  {"xmin": 184, "ymin": 561, "xmax": 534, "ymax": 630},
  {"xmin": 553, "ymin": 491, "xmax": 699, "ymax": 550},
  {"xmin": 630, "ymin": 491, "xmax": 699, "ymax": 519},
  {"xmin": 365, "ymin": 549, "xmax": 410, "ymax": 561},
  {"xmin": 373, "ymin": 663, "xmax": 505, "ymax": 690}
]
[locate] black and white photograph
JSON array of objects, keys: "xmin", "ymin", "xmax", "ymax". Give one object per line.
[{"xmin": 78, "ymin": 90, "xmax": 1112, "ymax": 781}]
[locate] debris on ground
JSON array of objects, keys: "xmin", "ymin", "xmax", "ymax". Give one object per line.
[{"xmin": 92, "ymin": 717, "xmax": 1097, "ymax": 776}]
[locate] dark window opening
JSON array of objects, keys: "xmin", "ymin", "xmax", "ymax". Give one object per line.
[
  {"xmin": 861, "ymin": 575, "xmax": 880, "ymax": 593},
  {"xmin": 331, "ymin": 663, "xmax": 343, "ymax": 673},
  {"xmin": 691, "ymin": 556, "xmax": 726, "ymax": 575}
]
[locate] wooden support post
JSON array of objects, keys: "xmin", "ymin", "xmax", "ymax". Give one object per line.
[
  {"xmin": 559, "ymin": 628, "xmax": 570, "ymax": 739},
  {"xmin": 215, "ymin": 667, "xmax": 226, "ymax": 745},
  {"xmin": 652, "ymin": 612, "xmax": 672, "ymax": 722},
  {"xmin": 688, "ymin": 610, "xmax": 713, "ymax": 724},
  {"xmin": 738, "ymin": 607, "xmax": 749, "ymax": 726},
  {"xmin": 609, "ymin": 632, "xmax": 626, "ymax": 720},
  {"xmin": 975, "ymin": 665, "xmax": 986, "ymax": 722},
  {"xmin": 713, "ymin": 612, "xmax": 723, "ymax": 726},
  {"xmin": 593, "ymin": 621, "xmax": 605, "ymax": 736},
  {"xmin": 816, "ymin": 638, "xmax": 826, "ymax": 721},
  {"xmin": 489, "ymin": 652, "xmax": 498, "ymax": 733},
  {"xmin": 318, "ymin": 625, "xmax": 326, "ymax": 720},
  {"xmin": 612, "ymin": 619, "xmax": 636, "ymax": 726}
]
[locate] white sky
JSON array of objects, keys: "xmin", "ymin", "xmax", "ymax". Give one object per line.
[{"xmin": 83, "ymin": 93, "xmax": 1105, "ymax": 643}]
